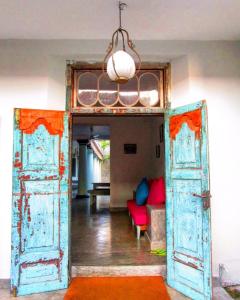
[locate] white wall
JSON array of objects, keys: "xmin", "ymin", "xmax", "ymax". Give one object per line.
[
  {"xmin": 171, "ymin": 43, "xmax": 240, "ymax": 283},
  {"xmin": 0, "ymin": 40, "xmax": 240, "ymax": 282}
]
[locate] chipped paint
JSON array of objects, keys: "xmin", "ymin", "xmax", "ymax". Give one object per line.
[
  {"xmin": 14, "ymin": 160, "xmax": 22, "ymax": 168},
  {"xmin": 165, "ymin": 101, "xmax": 212, "ymax": 300},
  {"xmin": 14, "ymin": 151, "xmax": 22, "ymax": 168},
  {"xmin": 21, "ymin": 259, "xmax": 59, "ymax": 269},
  {"xmin": 71, "ymin": 106, "xmax": 166, "ymax": 115},
  {"xmin": 59, "ymin": 152, "xmax": 65, "ymax": 176},
  {"xmin": 23, "ymin": 193, "xmax": 31, "ymax": 222},
  {"xmin": 16, "ymin": 197, "xmax": 22, "ymax": 235},
  {"xmin": 11, "ymin": 109, "xmax": 69, "ymax": 296},
  {"xmin": 19, "ymin": 175, "xmax": 30, "ymax": 181}
]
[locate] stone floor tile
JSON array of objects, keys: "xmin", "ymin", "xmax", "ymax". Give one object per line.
[{"xmin": 71, "ymin": 197, "xmax": 165, "ymax": 266}]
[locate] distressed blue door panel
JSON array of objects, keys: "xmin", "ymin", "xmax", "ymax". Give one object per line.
[
  {"xmin": 21, "ymin": 180, "xmax": 59, "ymax": 252},
  {"xmin": 173, "ymin": 123, "xmax": 201, "ymax": 169},
  {"xmin": 165, "ymin": 101, "xmax": 212, "ymax": 300},
  {"xmin": 22, "ymin": 125, "xmax": 59, "ymax": 170},
  {"xmin": 11, "ymin": 109, "xmax": 69, "ymax": 296}
]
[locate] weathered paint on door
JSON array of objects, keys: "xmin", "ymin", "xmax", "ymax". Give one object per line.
[
  {"xmin": 165, "ymin": 101, "xmax": 212, "ymax": 300},
  {"xmin": 11, "ymin": 109, "xmax": 69, "ymax": 296}
]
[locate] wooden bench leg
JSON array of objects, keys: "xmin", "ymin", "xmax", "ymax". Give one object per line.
[{"xmin": 136, "ymin": 226, "xmax": 141, "ymax": 239}]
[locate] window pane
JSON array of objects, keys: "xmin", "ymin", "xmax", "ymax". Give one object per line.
[
  {"xmin": 119, "ymin": 77, "xmax": 138, "ymax": 106},
  {"xmin": 78, "ymin": 72, "xmax": 98, "ymax": 106},
  {"xmin": 99, "ymin": 73, "xmax": 118, "ymax": 106},
  {"xmin": 139, "ymin": 73, "xmax": 159, "ymax": 107}
]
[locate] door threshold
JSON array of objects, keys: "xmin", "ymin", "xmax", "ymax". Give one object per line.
[{"xmin": 72, "ymin": 264, "xmax": 166, "ymax": 277}]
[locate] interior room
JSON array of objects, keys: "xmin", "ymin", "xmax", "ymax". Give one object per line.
[{"xmin": 71, "ymin": 115, "xmax": 166, "ymax": 267}]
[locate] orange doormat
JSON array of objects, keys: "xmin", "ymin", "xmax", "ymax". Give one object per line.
[{"xmin": 64, "ymin": 276, "xmax": 170, "ymax": 300}]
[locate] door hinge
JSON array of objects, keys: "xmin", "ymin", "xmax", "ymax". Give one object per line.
[
  {"xmin": 12, "ymin": 286, "xmax": 17, "ymax": 297},
  {"xmin": 166, "ymin": 101, "xmax": 171, "ymax": 109},
  {"xmin": 192, "ymin": 191, "xmax": 211, "ymax": 210},
  {"xmin": 15, "ymin": 109, "xmax": 20, "ymax": 126}
]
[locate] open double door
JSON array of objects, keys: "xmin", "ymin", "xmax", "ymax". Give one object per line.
[{"xmin": 11, "ymin": 101, "xmax": 212, "ymax": 299}]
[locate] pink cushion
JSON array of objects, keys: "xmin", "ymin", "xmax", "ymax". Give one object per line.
[
  {"xmin": 147, "ymin": 177, "xmax": 166, "ymax": 205},
  {"xmin": 148, "ymin": 179, "xmax": 154, "ymax": 188},
  {"xmin": 127, "ymin": 200, "xmax": 148, "ymax": 225},
  {"xmin": 127, "ymin": 199, "xmax": 135, "ymax": 215},
  {"xmin": 131, "ymin": 205, "xmax": 148, "ymax": 225}
]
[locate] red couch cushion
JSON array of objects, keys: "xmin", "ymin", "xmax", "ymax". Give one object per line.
[
  {"xmin": 127, "ymin": 200, "xmax": 148, "ymax": 225},
  {"xmin": 147, "ymin": 177, "xmax": 166, "ymax": 205},
  {"xmin": 148, "ymin": 179, "xmax": 154, "ymax": 188},
  {"xmin": 131, "ymin": 205, "xmax": 148, "ymax": 225},
  {"xmin": 127, "ymin": 199, "xmax": 135, "ymax": 215}
]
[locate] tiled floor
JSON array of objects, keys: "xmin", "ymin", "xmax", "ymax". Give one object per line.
[{"xmin": 71, "ymin": 197, "xmax": 165, "ymax": 266}]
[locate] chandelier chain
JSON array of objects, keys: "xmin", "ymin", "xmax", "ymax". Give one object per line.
[{"xmin": 119, "ymin": 1, "xmax": 127, "ymax": 29}]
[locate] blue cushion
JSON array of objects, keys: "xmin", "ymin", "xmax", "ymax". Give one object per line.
[{"xmin": 136, "ymin": 178, "xmax": 149, "ymax": 206}]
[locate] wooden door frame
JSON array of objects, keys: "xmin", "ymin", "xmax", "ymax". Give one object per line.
[
  {"xmin": 68, "ymin": 112, "xmax": 165, "ymax": 278},
  {"xmin": 66, "ymin": 61, "xmax": 171, "ymax": 279}
]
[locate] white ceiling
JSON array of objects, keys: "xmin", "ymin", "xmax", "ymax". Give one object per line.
[{"xmin": 0, "ymin": 0, "xmax": 240, "ymax": 40}]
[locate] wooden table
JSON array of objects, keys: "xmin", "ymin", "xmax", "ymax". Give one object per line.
[{"xmin": 93, "ymin": 182, "xmax": 110, "ymax": 189}]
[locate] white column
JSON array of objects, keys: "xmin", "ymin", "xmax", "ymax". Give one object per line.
[
  {"xmin": 77, "ymin": 143, "xmax": 88, "ymax": 196},
  {"xmin": 93, "ymin": 156, "xmax": 101, "ymax": 183},
  {"xmin": 86, "ymin": 147, "xmax": 94, "ymax": 192}
]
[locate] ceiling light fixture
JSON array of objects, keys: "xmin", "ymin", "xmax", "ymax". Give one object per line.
[{"xmin": 103, "ymin": 1, "xmax": 141, "ymax": 84}]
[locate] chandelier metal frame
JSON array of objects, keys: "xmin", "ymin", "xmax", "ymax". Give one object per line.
[{"xmin": 102, "ymin": 1, "xmax": 141, "ymax": 84}]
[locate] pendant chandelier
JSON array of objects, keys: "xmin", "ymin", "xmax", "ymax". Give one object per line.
[{"xmin": 103, "ymin": 1, "xmax": 141, "ymax": 84}]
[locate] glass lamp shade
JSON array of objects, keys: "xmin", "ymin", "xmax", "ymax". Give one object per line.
[{"xmin": 107, "ymin": 50, "xmax": 136, "ymax": 84}]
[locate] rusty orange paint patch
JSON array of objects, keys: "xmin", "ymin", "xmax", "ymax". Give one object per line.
[
  {"xmin": 24, "ymin": 194, "xmax": 31, "ymax": 223},
  {"xmin": 19, "ymin": 175, "xmax": 31, "ymax": 181},
  {"xmin": 17, "ymin": 197, "xmax": 22, "ymax": 235},
  {"xmin": 21, "ymin": 259, "xmax": 59, "ymax": 269},
  {"xmin": 169, "ymin": 108, "xmax": 202, "ymax": 140},
  {"xmin": 14, "ymin": 160, "xmax": 22, "ymax": 168},
  {"xmin": 19, "ymin": 109, "xmax": 64, "ymax": 136},
  {"xmin": 59, "ymin": 152, "xmax": 65, "ymax": 176},
  {"xmin": 44, "ymin": 175, "xmax": 57, "ymax": 180},
  {"xmin": 59, "ymin": 249, "xmax": 64, "ymax": 261}
]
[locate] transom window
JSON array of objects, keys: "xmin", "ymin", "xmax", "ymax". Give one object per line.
[{"xmin": 68, "ymin": 63, "xmax": 170, "ymax": 113}]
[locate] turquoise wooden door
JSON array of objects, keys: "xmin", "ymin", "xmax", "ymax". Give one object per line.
[
  {"xmin": 165, "ymin": 101, "xmax": 212, "ymax": 300},
  {"xmin": 11, "ymin": 109, "xmax": 69, "ymax": 296}
]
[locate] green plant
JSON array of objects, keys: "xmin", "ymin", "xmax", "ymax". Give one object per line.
[
  {"xmin": 99, "ymin": 140, "xmax": 110, "ymax": 161},
  {"xmin": 99, "ymin": 140, "xmax": 110, "ymax": 150}
]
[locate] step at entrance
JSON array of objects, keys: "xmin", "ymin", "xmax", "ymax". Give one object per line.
[{"xmin": 72, "ymin": 265, "xmax": 166, "ymax": 277}]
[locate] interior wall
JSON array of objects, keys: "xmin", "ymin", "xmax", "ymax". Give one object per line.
[
  {"xmin": 0, "ymin": 40, "xmax": 240, "ymax": 281},
  {"xmin": 151, "ymin": 118, "xmax": 165, "ymax": 178},
  {"xmin": 73, "ymin": 116, "xmax": 164, "ymax": 208}
]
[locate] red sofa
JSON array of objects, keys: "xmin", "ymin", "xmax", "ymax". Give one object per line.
[{"xmin": 127, "ymin": 177, "xmax": 166, "ymax": 239}]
